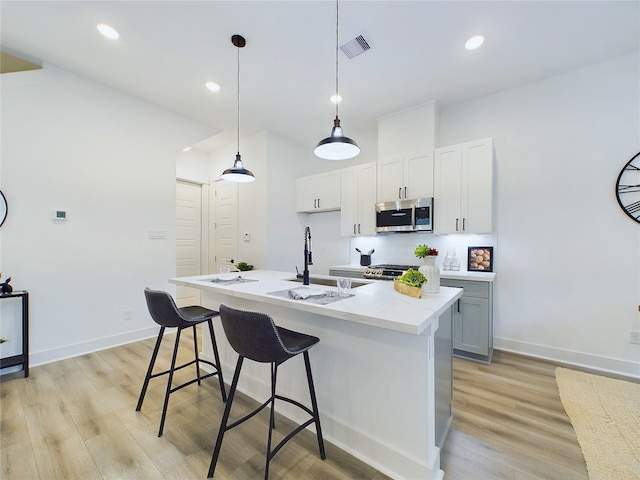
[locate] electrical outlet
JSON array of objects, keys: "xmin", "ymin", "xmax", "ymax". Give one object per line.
[
  {"xmin": 123, "ymin": 310, "xmax": 133, "ymax": 321},
  {"xmin": 630, "ymin": 330, "xmax": 640, "ymax": 345}
]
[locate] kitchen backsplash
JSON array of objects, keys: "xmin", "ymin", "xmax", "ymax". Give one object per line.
[{"xmin": 349, "ymin": 232, "xmax": 498, "ymax": 271}]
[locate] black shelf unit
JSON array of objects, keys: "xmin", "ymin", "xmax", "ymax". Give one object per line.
[{"xmin": 0, "ymin": 291, "xmax": 29, "ymax": 377}]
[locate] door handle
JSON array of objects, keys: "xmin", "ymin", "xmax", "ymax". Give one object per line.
[
  {"xmin": 455, "ymin": 218, "xmax": 459, "ymax": 231},
  {"xmin": 462, "ymin": 218, "xmax": 466, "ymax": 231},
  {"xmin": 398, "ymin": 187, "xmax": 402, "ymax": 199},
  {"xmin": 404, "ymin": 186, "xmax": 407, "ymax": 198},
  {"xmin": 353, "ymin": 224, "xmax": 357, "ymax": 235},
  {"xmin": 358, "ymin": 223, "xmax": 361, "ymax": 234}
]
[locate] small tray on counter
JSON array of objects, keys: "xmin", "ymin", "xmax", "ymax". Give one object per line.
[{"xmin": 210, "ymin": 276, "xmax": 258, "ymax": 285}]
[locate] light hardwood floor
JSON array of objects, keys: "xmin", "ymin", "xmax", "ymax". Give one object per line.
[
  {"xmin": 441, "ymin": 350, "xmax": 589, "ymax": 480},
  {"xmin": 1, "ymin": 333, "xmax": 589, "ymax": 479}
]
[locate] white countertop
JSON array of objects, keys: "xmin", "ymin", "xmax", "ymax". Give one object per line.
[
  {"xmin": 330, "ymin": 264, "xmax": 497, "ymax": 282},
  {"xmin": 170, "ymin": 270, "xmax": 463, "ymax": 336}
]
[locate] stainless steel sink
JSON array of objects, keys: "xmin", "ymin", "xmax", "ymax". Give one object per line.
[{"xmin": 287, "ymin": 277, "xmax": 369, "ymax": 288}]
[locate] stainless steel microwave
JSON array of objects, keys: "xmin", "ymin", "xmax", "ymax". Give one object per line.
[{"xmin": 375, "ymin": 198, "xmax": 433, "ymax": 233}]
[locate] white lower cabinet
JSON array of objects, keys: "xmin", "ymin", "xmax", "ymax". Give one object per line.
[
  {"xmin": 434, "ymin": 138, "xmax": 493, "ymax": 234},
  {"xmin": 341, "ymin": 162, "xmax": 377, "ymax": 236},
  {"xmin": 441, "ymin": 278, "xmax": 494, "ymax": 363}
]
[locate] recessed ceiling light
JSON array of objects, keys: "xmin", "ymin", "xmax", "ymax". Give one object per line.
[
  {"xmin": 97, "ymin": 23, "xmax": 119, "ymax": 40},
  {"xmin": 206, "ymin": 81, "xmax": 221, "ymax": 92},
  {"xmin": 465, "ymin": 35, "xmax": 484, "ymax": 50},
  {"xmin": 182, "ymin": 146, "xmax": 192, "ymax": 152},
  {"xmin": 330, "ymin": 94, "xmax": 342, "ymax": 104}
]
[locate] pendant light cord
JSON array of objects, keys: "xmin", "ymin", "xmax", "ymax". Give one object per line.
[
  {"xmin": 237, "ymin": 42, "xmax": 241, "ymax": 155},
  {"xmin": 335, "ymin": 0, "xmax": 339, "ymax": 119}
]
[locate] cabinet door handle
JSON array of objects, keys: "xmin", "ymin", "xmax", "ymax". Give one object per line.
[
  {"xmin": 455, "ymin": 218, "xmax": 459, "ymax": 231},
  {"xmin": 358, "ymin": 223, "xmax": 361, "ymax": 234},
  {"xmin": 404, "ymin": 186, "xmax": 407, "ymax": 198},
  {"xmin": 314, "ymin": 199, "xmax": 317, "ymax": 208},
  {"xmin": 353, "ymin": 224, "xmax": 357, "ymax": 235},
  {"xmin": 462, "ymin": 218, "xmax": 466, "ymax": 231},
  {"xmin": 457, "ymin": 299, "xmax": 461, "ymax": 313},
  {"xmin": 398, "ymin": 187, "xmax": 402, "ymax": 199}
]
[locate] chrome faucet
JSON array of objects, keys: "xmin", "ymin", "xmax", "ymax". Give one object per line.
[{"xmin": 303, "ymin": 226, "xmax": 313, "ymax": 285}]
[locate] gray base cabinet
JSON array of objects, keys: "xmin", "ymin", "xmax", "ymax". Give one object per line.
[
  {"xmin": 440, "ymin": 278, "xmax": 493, "ymax": 363},
  {"xmin": 434, "ymin": 305, "xmax": 453, "ymax": 448}
]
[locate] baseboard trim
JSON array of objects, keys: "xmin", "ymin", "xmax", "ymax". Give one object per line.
[
  {"xmin": 495, "ymin": 337, "xmax": 640, "ymax": 379},
  {"xmin": 29, "ymin": 326, "xmax": 160, "ymax": 367}
]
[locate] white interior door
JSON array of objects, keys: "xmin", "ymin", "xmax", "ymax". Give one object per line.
[
  {"xmin": 176, "ymin": 180, "xmax": 203, "ymax": 307},
  {"xmin": 212, "ymin": 180, "xmax": 238, "ymax": 273}
]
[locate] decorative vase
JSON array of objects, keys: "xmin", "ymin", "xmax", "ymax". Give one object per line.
[{"xmin": 419, "ymin": 256, "xmax": 440, "ymax": 294}]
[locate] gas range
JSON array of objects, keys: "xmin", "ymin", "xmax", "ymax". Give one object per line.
[{"xmin": 363, "ymin": 264, "xmax": 420, "ymax": 280}]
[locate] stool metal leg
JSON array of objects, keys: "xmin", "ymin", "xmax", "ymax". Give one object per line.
[
  {"xmin": 207, "ymin": 350, "xmax": 325, "ymax": 479},
  {"xmin": 304, "ymin": 351, "xmax": 326, "ymax": 460},
  {"xmin": 192, "ymin": 324, "xmax": 202, "ymax": 386},
  {"xmin": 265, "ymin": 363, "xmax": 278, "ymax": 480},
  {"xmin": 207, "ymin": 319, "xmax": 227, "ymax": 402},
  {"xmin": 136, "ymin": 326, "xmax": 166, "ymax": 411},
  {"xmin": 158, "ymin": 327, "xmax": 182, "ymax": 437},
  {"xmin": 208, "ymin": 355, "xmax": 244, "ymax": 478}
]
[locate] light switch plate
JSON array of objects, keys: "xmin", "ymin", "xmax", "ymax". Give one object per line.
[{"xmin": 148, "ymin": 230, "xmax": 167, "ymax": 239}]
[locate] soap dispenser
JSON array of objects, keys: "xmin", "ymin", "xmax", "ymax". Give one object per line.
[
  {"xmin": 450, "ymin": 251, "xmax": 460, "ymax": 271},
  {"xmin": 443, "ymin": 250, "xmax": 452, "ymax": 271}
]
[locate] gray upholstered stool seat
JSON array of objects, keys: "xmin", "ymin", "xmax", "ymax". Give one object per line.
[{"xmin": 136, "ymin": 288, "xmax": 226, "ymax": 436}]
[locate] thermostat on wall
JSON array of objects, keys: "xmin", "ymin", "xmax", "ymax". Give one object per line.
[{"xmin": 53, "ymin": 209, "xmax": 68, "ymax": 220}]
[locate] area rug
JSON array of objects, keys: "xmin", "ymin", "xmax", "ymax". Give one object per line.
[{"xmin": 555, "ymin": 367, "xmax": 640, "ymax": 479}]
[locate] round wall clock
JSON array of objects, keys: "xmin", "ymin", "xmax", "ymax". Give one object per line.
[
  {"xmin": 0, "ymin": 190, "xmax": 7, "ymax": 227},
  {"xmin": 615, "ymin": 152, "xmax": 640, "ymax": 224}
]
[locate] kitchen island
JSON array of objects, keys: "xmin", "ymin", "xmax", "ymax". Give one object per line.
[{"xmin": 170, "ymin": 270, "xmax": 463, "ymax": 480}]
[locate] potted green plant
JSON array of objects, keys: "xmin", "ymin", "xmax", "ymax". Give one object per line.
[
  {"xmin": 415, "ymin": 245, "xmax": 440, "ymax": 294},
  {"xmin": 236, "ymin": 262, "xmax": 254, "ymax": 271},
  {"xmin": 394, "ymin": 269, "xmax": 427, "ymax": 298},
  {"xmin": 414, "ymin": 244, "xmax": 439, "ymax": 258}
]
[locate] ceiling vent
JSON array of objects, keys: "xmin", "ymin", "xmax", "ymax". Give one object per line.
[{"xmin": 340, "ymin": 35, "xmax": 370, "ymax": 59}]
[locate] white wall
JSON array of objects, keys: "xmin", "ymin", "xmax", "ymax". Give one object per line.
[
  {"xmin": 0, "ymin": 64, "xmax": 213, "ymax": 366},
  {"xmin": 176, "ymin": 148, "xmax": 210, "ymax": 184},
  {"xmin": 438, "ymin": 52, "xmax": 640, "ymax": 376}
]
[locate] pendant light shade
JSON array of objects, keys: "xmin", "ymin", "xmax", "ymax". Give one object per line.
[
  {"xmin": 314, "ymin": 0, "xmax": 360, "ymax": 161},
  {"xmin": 221, "ymin": 153, "xmax": 255, "ymax": 182},
  {"xmin": 314, "ymin": 117, "xmax": 360, "ymax": 160},
  {"xmin": 221, "ymin": 34, "xmax": 255, "ymax": 182}
]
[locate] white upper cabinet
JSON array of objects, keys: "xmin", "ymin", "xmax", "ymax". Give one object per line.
[
  {"xmin": 341, "ymin": 162, "xmax": 377, "ymax": 236},
  {"xmin": 377, "ymin": 152, "xmax": 434, "ymax": 202},
  {"xmin": 296, "ymin": 170, "xmax": 341, "ymax": 213},
  {"xmin": 377, "ymin": 101, "xmax": 437, "ymax": 203},
  {"xmin": 434, "ymin": 137, "xmax": 493, "ymax": 234}
]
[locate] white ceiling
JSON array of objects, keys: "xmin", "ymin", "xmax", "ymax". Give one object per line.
[{"xmin": 2, "ymin": 1, "xmax": 638, "ymax": 153}]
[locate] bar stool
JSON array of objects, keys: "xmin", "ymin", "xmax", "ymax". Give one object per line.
[
  {"xmin": 208, "ymin": 304, "xmax": 326, "ymax": 479},
  {"xmin": 136, "ymin": 288, "xmax": 227, "ymax": 437}
]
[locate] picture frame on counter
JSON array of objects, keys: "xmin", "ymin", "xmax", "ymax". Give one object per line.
[{"xmin": 468, "ymin": 247, "xmax": 493, "ymax": 272}]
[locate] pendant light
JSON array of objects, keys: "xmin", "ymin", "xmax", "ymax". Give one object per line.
[
  {"xmin": 221, "ymin": 34, "xmax": 255, "ymax": 182},
  {"xmin": 314, "ymin": 0, "xmax": 360, "ymax": 161}
]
